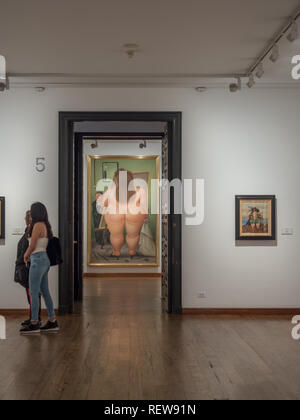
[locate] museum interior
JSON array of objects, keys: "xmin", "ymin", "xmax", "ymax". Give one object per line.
[{"xmin": 1, "ymin": 0, "xmax": 300, "ymax": 401}]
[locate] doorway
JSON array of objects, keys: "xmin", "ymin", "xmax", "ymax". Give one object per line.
[{"xmin": 59, "ymin": 112, "xmax": 182, "ymax": 314}]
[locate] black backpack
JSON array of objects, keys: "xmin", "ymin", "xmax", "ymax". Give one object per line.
[{"xmin": 47, "ymin": 237, "xmax": 63, "ymax": 267}]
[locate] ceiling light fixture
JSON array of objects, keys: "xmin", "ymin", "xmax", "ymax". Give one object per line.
[
  {"xmin": 91, "ymin": 140, "xmax": 99, "ymax": 149},
  {"xmin": 269, "ymin": 44, "xmax": 279, "ymax": 63},
  {"xmin": 195, "ymin": 86, "xmax": 207, "ymax": 93},
  {"xmin": 255, "ymin": 63, "xmax": 264, "ymax": 79},
  {"xmin": 123, "ymin": 43, "xmax": 140, "ymax": 59},
  {"xmin": 247, "ymin": 74, "xmax": 255, "ymax": 89},
  {"xmin": 35, "ymin": 87, "xmax": 46, "ymax": 93},
  {"xmin": 287, "ymin": 21, "xmax": 298, "ymax": 42},
  {"xmin": 229, "ymin": 77, "xmax": 242, "ymax": 93},
  {"xmin": 246, "ymin": 10, "xmax": 300, "ymax": 86}
]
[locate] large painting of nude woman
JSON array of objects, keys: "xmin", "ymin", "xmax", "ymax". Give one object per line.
[{"xmin": 88, "ymin": 156, "xmax": 160, "ymax": 267}]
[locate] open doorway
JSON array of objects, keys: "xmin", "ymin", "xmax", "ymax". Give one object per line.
[{"xmin": 59, "ymin": 112, "xmax": 182, "ymax": 314}]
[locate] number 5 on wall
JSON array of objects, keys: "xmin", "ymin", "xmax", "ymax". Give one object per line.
[{"xmin": 36, "ymin": 157, "xmax": 46, "ymax": 173}]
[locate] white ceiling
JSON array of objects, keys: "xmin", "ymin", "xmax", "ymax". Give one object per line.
[{"xmin": 1, "ymin": 0, "xmax": 300, "ymax": 85}]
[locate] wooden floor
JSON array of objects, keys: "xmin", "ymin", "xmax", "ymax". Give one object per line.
[{"xmin": 1, "ymin": 277, "xmax": 300, "ymax": 400}]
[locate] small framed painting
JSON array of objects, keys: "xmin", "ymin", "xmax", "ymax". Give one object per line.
[
  {"xmin": 0, "ymin": 197, "xmax": 5, "ymax": 239},
  {"xmin": 235, "ymin": 195, "xmax": 276, "ymax": 241}
]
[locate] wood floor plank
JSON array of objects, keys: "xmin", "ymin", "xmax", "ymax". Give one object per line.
[{"xmin": 1, "ymin": 277, "xmax": 300, "ymax": 400}]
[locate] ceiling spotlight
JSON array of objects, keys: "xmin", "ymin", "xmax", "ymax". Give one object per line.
[
  {"xmin": 229, "ymin": 77, "xmax": 242, "ymax": 93},
  {"xmin": 139, "ymin": 140, "xmax": 147, "ymax": 149},
  {"xmin": 35, "ymin": 87, "xmax": 46, "ymax": 93},
  {"xmin": 269, "ymin": 44, "xmax": 279, "ymax": 63},
  {"xmin": 195, "ymin": 86, "xmax": 207, "ymax": 93},
  {"xmin": 287, "ymin": 21, "xmax": 298, "ymax": 43},
  {"xmin": 255, "ymin": 63, "xmax": 264, "ymax": 79},
  {"xmin": 91, "ymin": 141, "xmax": 99, "ymax": 149},
  {"xmin": 247, "ymin": 74, "xmax": 255, "ymax": 89}
]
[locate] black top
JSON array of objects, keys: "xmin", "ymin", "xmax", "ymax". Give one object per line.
[{"xmin": 14, "ymin": 230, "xmax": 29, "ymax": 289}]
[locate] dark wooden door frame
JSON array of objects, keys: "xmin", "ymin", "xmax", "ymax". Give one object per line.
[
  {"xmin": 59, "ymin": 112, "xmax": 182, "ymax": 315},
  {"xmin": 74, "ymin": 131, "xmax": 166, "ymax": 304},
  {"xmin": 74, "ymin": 134, "xmax": 84, "ymax": 302}
]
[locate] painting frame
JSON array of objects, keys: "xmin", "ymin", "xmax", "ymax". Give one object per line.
[
  {"xmin": 87, "ymin": 155, "xmax": 161, "ymax": 267},
  {"xmin": 0, "ymin": 197, "xmax": 5, "ymax": 240},
  {"xmin": 235, "ymin": 195, "xmax": 276, "ymax": 241}
]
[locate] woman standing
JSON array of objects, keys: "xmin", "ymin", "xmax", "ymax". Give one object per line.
[
  {"xmin": 20, "ymin": 202, "xmax": 59, "ymax": 334},
  {"xmin": 15, "ymin": 210, "xmax": 42, "ymax": 326}
]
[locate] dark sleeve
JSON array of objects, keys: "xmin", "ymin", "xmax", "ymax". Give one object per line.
[
  {"xmin": 15, "ymin": 235, "xmax": 29, "ymax": 287},
  {"xmin": 15, "ymin": 235, "xmax": 29, "ymax": 265}
]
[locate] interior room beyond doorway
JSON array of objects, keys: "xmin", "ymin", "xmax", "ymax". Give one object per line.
[{"xmin": 74, "ymin": 120, "xmax": 167, "ymax": 309}]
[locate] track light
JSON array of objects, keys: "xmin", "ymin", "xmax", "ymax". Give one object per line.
[
  {"xmin": 247, "ymin": 74, "xmax": 255, "ymax": 89},
  {"xmin": 91, "ymin": 140, "xmax": 98, "ymax": 149},
  {"xmin": 139, "ymin": 140, "xmax": 147, "ymax": 149},
  {"xmin": 269, "ymin": 45, "xmax": 279, "ymax": 63},
  {"xmin": 255, "ymin": 63, "xmax": 264, "ymax": 79},
  {"xmin": 35, "ymin": 87, "xmax": 46, "ymax": 93},
  {"xmin": 229, "ymin": 77, "xmax": 242, "ymax": 93},
  {"xmin": 287, "ymin": 21, "xmax": 298, "ymax": 43},
  {"xmin": 195, "ymin": 86, "xmax": 207, "ymax": 93}
]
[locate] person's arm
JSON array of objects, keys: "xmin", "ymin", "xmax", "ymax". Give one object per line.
[
  {"xmin": 97, "ymin": 190, "xmax": 110, "ymax": 211},
  {"xmin": 140, "ymin": 188, "xmax": 149, "ymax": 217},
  {"xmin": 24, "ymin": 223, "xmax": 43, "ymax": 266},
  {"xmin": 96, "ymin": 193, "xmax": 104, "ymax": 214}
]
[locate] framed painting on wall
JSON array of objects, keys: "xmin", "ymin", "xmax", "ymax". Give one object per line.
[
  {"xmin": 0, "ymin": 197, "xmax": 5, "ymax": 239},
  {"xmin": 235, "ymin": 195, "xmax": 276, "ymax": 241},
  {"xmin": 87, "ymin": 155, "xmax": 160, "ymax": 267}
]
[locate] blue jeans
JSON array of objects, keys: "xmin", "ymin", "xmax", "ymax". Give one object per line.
[{"xmin": 29, "ymin": 252, "xmax": 55, "ymax": 322}]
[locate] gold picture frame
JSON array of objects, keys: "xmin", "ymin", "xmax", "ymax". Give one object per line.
[{"xmin": 87, "ymin": 155, "xmax": 160, "ymax": 267}]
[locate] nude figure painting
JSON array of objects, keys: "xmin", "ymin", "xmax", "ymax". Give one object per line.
[{"xmin": 87, "ymin": 156, "xmax": 160, "ymax": 267}]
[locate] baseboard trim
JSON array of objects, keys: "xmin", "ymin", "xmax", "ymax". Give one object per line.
[
  {"xmin": 182, "ymin": 308, "xmax": 300, "ymax": 316},
  {"xmin": 0, "ymin": 309, "xmax": 56, "ymax": 316},
  {"xmin": 83, "ymin": 273, "xmax": 162, "ymax": 278},
  {"xmin": 2, "ymin": 307, "xmax": 298, "ymax": 316}
]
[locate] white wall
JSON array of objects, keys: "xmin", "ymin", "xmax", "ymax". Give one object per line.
[
  {"xmin": 82, "ymin": 139, "xmax": 162, "ymax": 274},
  {"xmin": 0, "ymin": 86, "xmax": 300, "ymax": 309}
]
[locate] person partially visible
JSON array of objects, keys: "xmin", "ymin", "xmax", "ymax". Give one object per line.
[
  {"xmin": 20, "ymin": 202, "xmax": 59, "ymax": 334},
  {"xmin": 14, "ymin": 210, "xmax": 42, "ymax": 326},
  {"xmin": 247, "ymin": 206, "xmax": 262, "ymax": 233},
  {"xmin": 93, "ymin": 192, "xmax": 105, "ymax": 248}
]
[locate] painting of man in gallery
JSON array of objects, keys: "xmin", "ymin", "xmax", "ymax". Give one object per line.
[
  {"xmin": 235, "ymin": 195, "xmax": 276, "ymax": 241},
  {"xmin": 88, "ymin": 156, "xmax": 160, "ymax": 267}
]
